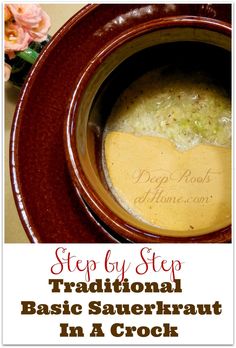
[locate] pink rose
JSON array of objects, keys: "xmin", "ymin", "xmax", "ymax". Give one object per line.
[
  {"xmin": 8, "ymin": 4, "xmax": 51, "ymax": 42},
  {"xmin": 8, "ymin": 4, "xmax": 42, "ymax": 28},
  {"xmin": 4, "ymin": 5, "xmax": 12, "ymax": 21},
  {"xmin": 27, "ymin": 10, "xmax": 51, "ymax": 42},
  {"xmin": 5, "ymin": 21, "xmax": 31, "ymax": 58},
  {"xmin": 4, "ymin": 63, "xmax": 12, "ymax": 81}
]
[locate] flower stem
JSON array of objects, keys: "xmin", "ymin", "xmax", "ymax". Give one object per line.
[{"xmin": 16, "ymin": 48, "xmax": 39, "ymax": 65}]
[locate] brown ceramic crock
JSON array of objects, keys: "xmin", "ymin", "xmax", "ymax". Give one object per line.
[
  {"xmin": 10, "ymin": 4, "xmax": 231, "ymax": 243},
  {"xmin": 65, "ymin": 16, "xmax": 231, "ymax": 243}
]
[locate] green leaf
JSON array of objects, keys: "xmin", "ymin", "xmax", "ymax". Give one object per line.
[{"xmin": 16, "ymin": 48, "xmax": 39, "ymax": 65}]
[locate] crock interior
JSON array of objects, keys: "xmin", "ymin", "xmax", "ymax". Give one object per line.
[{"xmin": 75, "ymin": 25, "xmax": 231, "ymax": 238}]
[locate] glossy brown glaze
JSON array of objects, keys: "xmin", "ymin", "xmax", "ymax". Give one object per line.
[
  {"xmin": 65, "ymin": 16, "xmax": 231, "ymax": 243},
  {"xmin": 10, "ymin": 4, "xmax": 231, "ymax": 243}
]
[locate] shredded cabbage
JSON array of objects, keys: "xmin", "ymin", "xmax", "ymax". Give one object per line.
[{"xmin": 106, "ymin": 67, "xmax": 231, "ymax": 151}]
